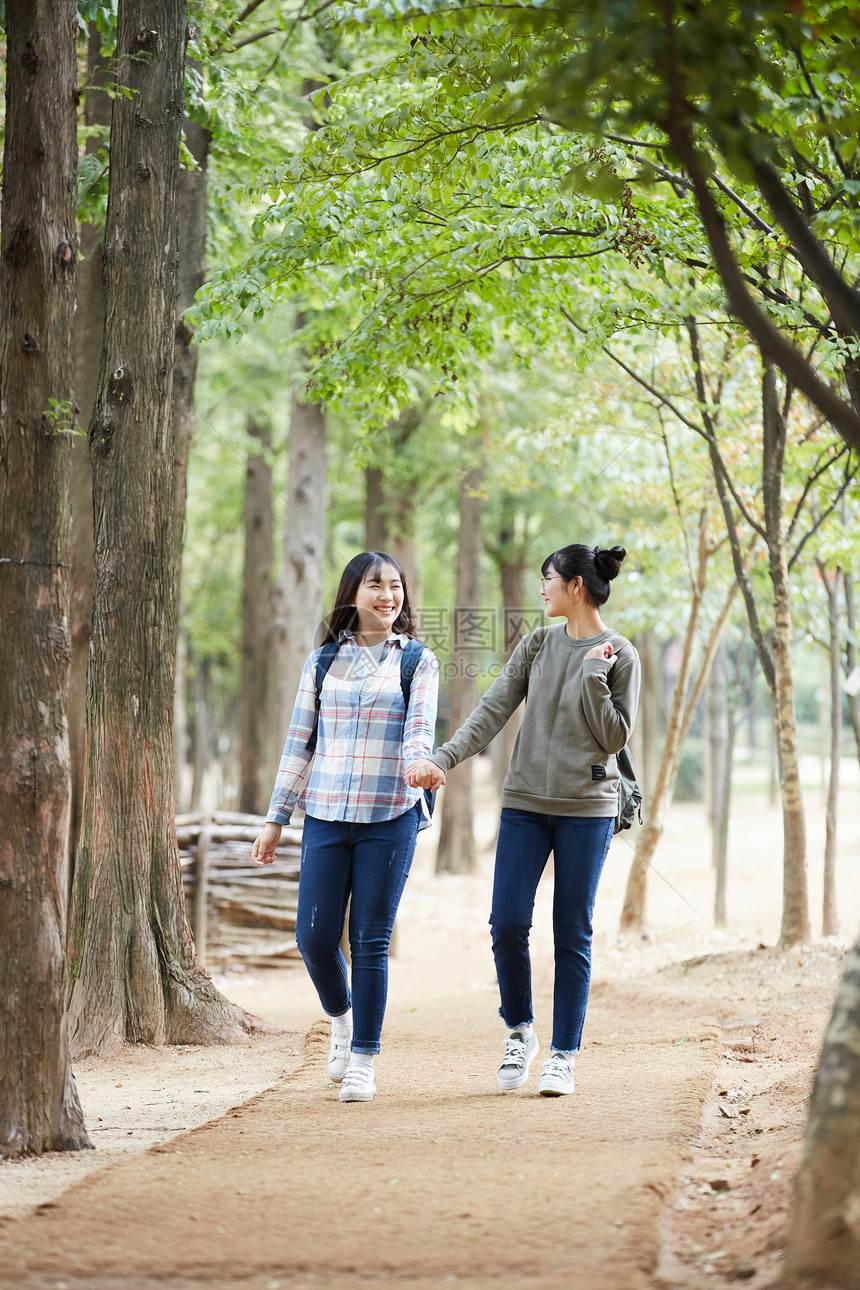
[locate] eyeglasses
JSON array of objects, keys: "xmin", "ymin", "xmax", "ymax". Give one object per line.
[{"xmin": 540, "ymin": 574, "xmax": 562, "ymax": 592}]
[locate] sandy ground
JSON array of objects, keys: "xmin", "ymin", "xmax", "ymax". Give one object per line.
[{"xmin": 1, "ymin": 760, "xmax": 858, "ymax": 1289}]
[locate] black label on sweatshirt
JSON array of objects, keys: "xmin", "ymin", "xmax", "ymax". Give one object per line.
[{"xmin": 591, "ymin": 765, "xmax": 607, "ymax": 781}]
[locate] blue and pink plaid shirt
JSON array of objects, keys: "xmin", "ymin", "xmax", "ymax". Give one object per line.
[{"xmin": 265, "ymin": 631, "xmax": 438, "ymax": 829}]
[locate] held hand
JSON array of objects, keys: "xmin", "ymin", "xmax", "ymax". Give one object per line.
[
  {"xmin": 585, "ymin": 642, "xmax": 617, "ymax": 666},
  {"xmin": 406, "ymin": 760, "xmax": 447, "ymax": 792},
  {"xmin": 252, "ymin": 821, "xmax": 282, "ymax": 865}
]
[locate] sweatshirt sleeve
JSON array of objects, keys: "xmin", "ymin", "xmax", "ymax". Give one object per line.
[
  {"xmin": 581, "ymin": 642, "xmax": 641, "ymax": 755},
  {"xmin": 430, "ymin": 633, "xmax": 537, "ymax": 773},
  {"xmin": 266, "ymin": 652, "xmax": 318, "ymax": 825}
]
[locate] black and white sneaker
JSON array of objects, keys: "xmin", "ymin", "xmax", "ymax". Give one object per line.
[{"xmin": 497, "ymin": 1028, "xmax": 540, "ymax": 1090}]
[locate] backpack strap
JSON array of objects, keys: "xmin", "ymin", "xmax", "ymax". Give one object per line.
[
  {"xmin": 305, "ymin": 640, "xmax": 340, "ymax": 753},
  {"xmin": 398, "ymin": 638, "xmax": 426, "ymax": 711}
]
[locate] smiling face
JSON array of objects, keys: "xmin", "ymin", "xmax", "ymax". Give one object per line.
[
  {"xmin": 541, "ymin": 563, "xmax": 580, "ymax": 617},
  {"xmin": 352, "ymin": 561, "xmax": 405, "ymax": 638}
]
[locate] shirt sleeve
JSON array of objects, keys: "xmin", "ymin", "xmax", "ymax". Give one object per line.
[
  {"xmin": 581, "ymin": 644, "xmax": 641, "ymax": 754},
  {"xmin": 402, "ymin": 648, "xmax": 439, "ymax": 765},
  {"xmin": 266, "ymin": 652, "xmax": 319, "ymax": 825},
  {"xmin": 429, "ymin": 633, "xmax": 535, "ymax": 773}
]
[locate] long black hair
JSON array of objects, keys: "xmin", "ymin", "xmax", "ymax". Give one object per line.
[
  {"xmin": 321, "ymin": 551, "xmax": 417, "ymax": 644},
  {"xmin": 541, "ymin": 544, "xmax": 627, "ymax": 608}
]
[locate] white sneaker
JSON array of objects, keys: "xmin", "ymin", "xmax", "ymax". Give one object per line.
[
  {"xmin": 497, "ymin": 1028, "xmax": 540, "ymax": 1090},
  {"xmin": 538, "ymin": 1052, "xmax": 575, "ymax": 1097},
  {"xmin": 327, "ymin": 1017, "xmax": 352, "ymax": 1082},
  {"xmin": 339, "ymin": 1062, "xmax": 376, "ymax": 1102}
]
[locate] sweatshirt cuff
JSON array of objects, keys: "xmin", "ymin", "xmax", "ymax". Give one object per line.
[{"xmin": 429, "ymin": 752, "xmax": 453, "ymax": 773}]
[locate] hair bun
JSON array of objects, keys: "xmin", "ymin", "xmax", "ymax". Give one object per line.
[{"xmin": 594, "ymin": 545, "xmax": 627, "ymax": 581}]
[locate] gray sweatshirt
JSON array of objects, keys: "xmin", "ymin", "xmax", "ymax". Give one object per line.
[{"xmin": 431, "ymin": 624, "xmax": 641, "ymax": 817}]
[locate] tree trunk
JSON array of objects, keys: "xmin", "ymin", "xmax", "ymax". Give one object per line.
[
  {"xmin": 818, "ymin": 562, "xmax": 841, "ymax": 938},
  {"xmin": 385, "ymin": 407, "xmax": 423, "ymax": 592},
  {"xmin": 436, "ymin": 458, "xmax": 484, "ymax": 874},
  {"xmin": 496, "ymin": 548, "xmax": 527, "ymax": 791},
  {"xmin": 785, "ymin": 934, "xmax": 860, "ymax": 1286},
  {"xmin": 67, "ymin": 0, "xmax": 255, "ymax": 1057},
  {"xmin": 365, "ymin": 465, "xmax": 388, "ymax": 550},
  {"xmin": 0, "ymin": 0, "xmax": 90, "ymax": 1156},
  {"xmin": 634, "ymin": 629, "xmax": 662, "ymax": 805},
  {"xmin": 708, "ymin": 638, "xmax": 729, "ymax": 858},
  {"xmin": 844, "ymin": 574, "xmax": 860, "ymax": 778},
  {"xmin": 269, "ymin": 362, "xmax": 327, "ymax": 772},
  {"xmin": 711, "ymin": 643, "xmax": 735, "ymax": 929},
  {"xmin": 761, "ymin": 364, "xmax": 809, "ymax": 945},
  {"xmin": 238, "ymin": 419, "xmax": 274, "ymax": 815},
  {"xmin": 69, "ymin": 25, "xmax": 113, "ymax": 865},
  {"xmin": 620, "ymin": 521, "xmax": 736, "ymax": 929},
  {"xmin": 171, "ymin": 109, "xmax": 211, "ymax": 809},
  {"xmin": 688, "ymin": 323, "xmax": 809, "ymax": 946}
]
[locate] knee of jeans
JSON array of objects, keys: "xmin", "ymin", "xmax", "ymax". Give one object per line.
[
  {"xmin": 490, "ymin": 916, "xmax": 530, "ymax": 950},
  {"xmin": 348, "ymin": 927, "xmax": 392, "ymax": 961},
  {"xmin": 296, "ymin": 920, "xmax": 340, "ymax": 964}
]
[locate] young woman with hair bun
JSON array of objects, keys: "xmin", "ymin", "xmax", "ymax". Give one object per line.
[{"xmin": 408, "ymin": 542, "xmax": 639, "ymax": 1097}]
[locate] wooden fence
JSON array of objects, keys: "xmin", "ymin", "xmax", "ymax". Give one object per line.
[{"xmin": 178, "ymin": 811, "xmax": 302, "ymax": 970}]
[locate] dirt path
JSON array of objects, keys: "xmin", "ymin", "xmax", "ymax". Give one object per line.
[
  {"xmin": 0, "ymin": 966, "xmax": 721, "ymax": 1290},
  {"xmin": 0, "ymin": 781, "xmax": 854, "ymax": 1290}
]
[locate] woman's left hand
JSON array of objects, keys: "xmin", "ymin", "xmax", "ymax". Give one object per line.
[{"xmin": 585, "ymin": 642, "xmax": 617, "ymax": 666}]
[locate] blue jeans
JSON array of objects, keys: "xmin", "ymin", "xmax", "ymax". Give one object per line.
[
  {"xmin": 296, "ymin": 805, "xmax": 420, "ymax": 1054},
  {"xmin": 490, "ymin": 809, "xmax": 614, "ymax": 1053}
]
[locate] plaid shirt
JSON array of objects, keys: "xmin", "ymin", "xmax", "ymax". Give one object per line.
[{"xmin": 266, "ymin": 631, "xmax": 438, "ymax": 828}]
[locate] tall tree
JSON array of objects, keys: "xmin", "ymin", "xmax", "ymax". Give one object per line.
[
  {"xmin": 786, "ymin": 933, "xmax": 860, "ymax": 1286},
  {"xmin": 0, "ymin": 0, "xmax": 90, "ymax": 1155},
  {"xmin": 67, "ymin": 0, "xmax": 255, "ymax": 1055},
  {"xmin": 436, "ymin": 450, "xmax": 485, "ymax": 875},
  {"xmin": 238, "ymin": 418, "xmax": 274, "ymax": 814},
  {"xmin": 69, "ymin": 24, "xmax": 112, "ymax": 863}
]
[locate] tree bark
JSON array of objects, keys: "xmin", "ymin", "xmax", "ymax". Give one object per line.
[
  {"xmin": 844, "ymin": 574, "xmax": 860, "ymax": 780},
  {"xmin": 785, "ymin": 934, "xmax": 860, "ymax": 1286},
  {"xmin": 0, "ymin": 0, "xmax": 90, "ymax": 1155},
  {"xmin": 69, "ymin": 25, "xmax": 113, "ymax": 865},
  {"xmin": 171, "ymin": 108, "xmax": 211, "ymax": 807},
  {"xmin": 761, "ymin": 363, "xmax": 809, "ymax": 945},
  {"xmin": 238, "ymin": 419, "xmax": 274, "ymax": 815},
  {"xmin": 686, "ymin": 322, "xmax": 809, "ymax": 945},
  {"xmin": 269, "ymin": 362, "xmax": 327, "ymax": 773},
  {"xmin": 490, "ymin": 496, "xmax": 528, "ymax": 795},
  {"xmin": 709, "ymin": 641, "xmax": 733, "ymax": 927},
  {"xmin": 436, "ymin": 458, "xmax": 484, "ymax": 874},
  {"xmin": 817, "ymin": 561, "xmax": 841, "ymax": 938},
  {"xmin": 620, "ymin": 519, "xmax": 736, "ymax": 929},
  {"xmin": 365, "ymin": 465, "xmax": 388, "ymax": 551},
  {"xmin": 67, "ymin": 0, "xmax": 255, "ymax": 1057}
]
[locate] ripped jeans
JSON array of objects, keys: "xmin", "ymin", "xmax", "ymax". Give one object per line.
[{"xmin": 295, "ymin": 805, "xmax": 420, "ymax": 1054}]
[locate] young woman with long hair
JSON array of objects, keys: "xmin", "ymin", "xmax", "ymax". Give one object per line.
[
  {"xmin": 253, "ymin": 552, "xmax": 438, "ymax": 1102},
  {"xmin": 408, "ymin": 543, "xmax": 640, "ymax": 1097}
]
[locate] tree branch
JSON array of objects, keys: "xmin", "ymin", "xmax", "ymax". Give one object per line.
[
  {"xmin": 663, "ymin": 120, "xmax": 860, "ymax": 452},
  {"xmin": 749, "ymin": 156, "xmax": 860, "ymax": 336}
]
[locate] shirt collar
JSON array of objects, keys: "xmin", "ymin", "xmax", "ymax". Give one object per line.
[{"xmin": 338, "ymin": 630, "xmax": 409, "ymax": 649}]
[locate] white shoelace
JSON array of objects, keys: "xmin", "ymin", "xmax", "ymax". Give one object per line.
[
  {"xmin": 542, "ymin": 1053, "xmax": 572, "ymax": 1079},
  {"xmin": 500, "ymin": 1037, "xmax": 527, "ymax": 1070}
]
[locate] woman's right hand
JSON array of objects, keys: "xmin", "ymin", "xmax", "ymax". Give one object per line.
[
  {"xmin": 252, "ymin": 821, "xmax": 282, "ymax": 865},
  {"xmin": 406, "ymin": 760, "xmax": 446, "ymax": 792}
]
